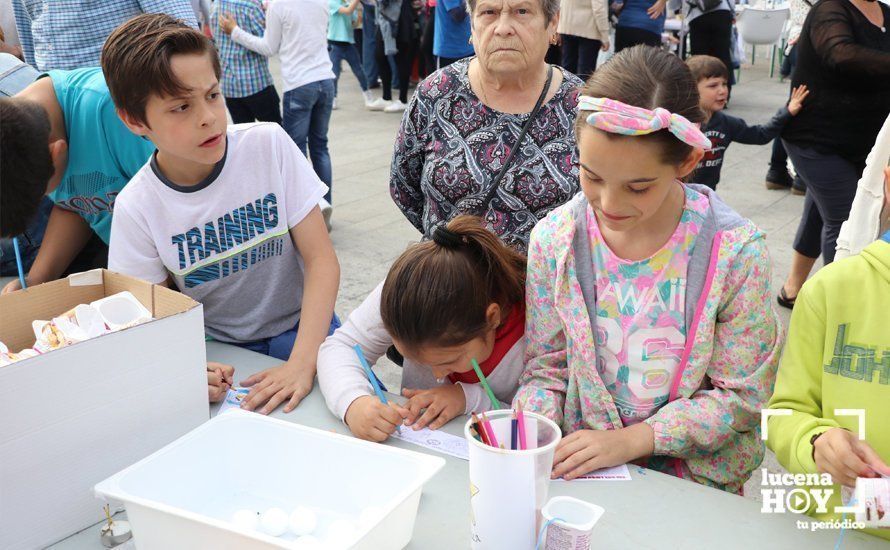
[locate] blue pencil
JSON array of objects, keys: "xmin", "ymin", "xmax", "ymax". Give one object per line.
[
  {"xmin": 353, "ymin": 344, "xmax": 400, "ymax": 434},
  {"xmin": 12, "ymin": 237, "xmax": 27, "ymax": 290},
  {"xmin": 511, "ymin": 413, "xmax": 518, "ymax": 450}
]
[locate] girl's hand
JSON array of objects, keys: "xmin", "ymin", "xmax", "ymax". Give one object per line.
[
  {"xmin": 787, "ymin": 85, "xmax": 809, "ymax": 116},
  {"xmin": 647, "ymin": 0, "xmax": 666, "ymax": 19},
  {"xmin": 239, "ymin": 359, "xmax": 314, "ymax": 414},
  {"xmin": 402, "ymin": 385, "xmax": 466, "ymax": 430},
  {"xmin": 551, "ymin": 423, "xmax": 655, "ymax": 480},
  {"xmin": 344, "ymin": 395, "xmax": 408, "ymax": 442},
  {"xmin": 219, "ymin": 13, "xmax": 237, "ymax": 35},
  {"xmin": 207, "ymin": 362, "xmax": 235, "ymax": 402},
  {"xmin": 813, "ymin": 428, "xmax": 890, "ymax": 488}
]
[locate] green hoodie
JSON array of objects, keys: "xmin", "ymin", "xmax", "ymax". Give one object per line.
[{"xmin": 767, "ymin": 239, "xmax": 890, "ymax": 541}]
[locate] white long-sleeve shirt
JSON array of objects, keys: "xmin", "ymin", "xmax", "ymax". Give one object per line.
[
  {"xmin": 317, "ymin": 282, "xmax": 525, "ymax": 423},
  {"xmin": 230, "ymin": 0, "xmax": 334, "ymax": 92}
]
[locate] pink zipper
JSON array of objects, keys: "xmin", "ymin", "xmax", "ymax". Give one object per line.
[
  {"xmin": 668, "ymin": 229, "xmax": 724, "ymax": 403},
  {"xmin": 667, "ymin": 230, "xmax": 723, "ymax": 481}
]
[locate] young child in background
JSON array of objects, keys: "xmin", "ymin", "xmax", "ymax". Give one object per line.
[
  {"xmin": 318, "ymin": 216, "xmax": 526, "ymax": 442},
  {"xmin": 103, "ymin": 14, "xmax": 340, "ymax": 414},
  {"xmin": 328, "ymin": 0, "xmax": 374, "ymax": 108},
  {"xmin": 687, "ymin": 55, "xmax": 809, "ymax": 190},
  {"xmin": 515, "ymin": 46, "xmax": 783, "ymax": 493}
]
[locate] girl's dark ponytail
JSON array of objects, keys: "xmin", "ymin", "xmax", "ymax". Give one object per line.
[{"xmin": 380, "ymin": 216, "xmax": 526, "ymax": 351}]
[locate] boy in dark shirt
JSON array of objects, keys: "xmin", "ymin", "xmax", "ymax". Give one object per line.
[{"xmin": 687, "ymin": 55, "xmax": 809, "ymax": 190}]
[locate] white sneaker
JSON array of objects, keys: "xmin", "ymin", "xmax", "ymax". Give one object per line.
[
  {"xmin": 383, "ymin": 100, "xmax": 407, "ymax": 113},
  {"xmin": 319, "ymin": 198, "xmax": 332, "ymax": 232},
  {"xmin": 366, "ymin": 97, "xmax": 390, "ymax": 111},
  {"xmin": 362, "ymin": 90, "xmax": 375, "ymax": 106},
  {"xmin": 332, "ymin": 97, "xmax": 339, "ymax": 110}
]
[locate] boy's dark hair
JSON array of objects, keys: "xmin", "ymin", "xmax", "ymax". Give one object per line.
[
  {"xmin": 578, "ymin": 45, "xmax": 705, "ymax": 166},
  {"xmin": 101, "ymin": 13, "xmax": 221, "ymax": 126},
  {"xmin": 380, "ymin": 216, "xmax": 527, "ymax": 352},
  {"xmin": 686, "ymin": 55, "xmax": 730, "ymax": 84},
  {"xmin": 0, "ymin": 98, "xmax": 54, "ymax": 237}
]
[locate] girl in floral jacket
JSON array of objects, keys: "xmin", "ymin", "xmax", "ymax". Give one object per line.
[{"xmin": 514, "ymin": 46, "xmax": 784, "ymax": 494}]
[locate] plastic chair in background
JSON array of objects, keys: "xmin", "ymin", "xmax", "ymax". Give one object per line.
[{"xmin": 736, "ymin": 6, "xmax": 790, "ymax": 78}]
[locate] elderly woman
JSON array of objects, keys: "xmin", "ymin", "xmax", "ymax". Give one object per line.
[{"xmin": 389, "ymin": 0, "xmax": 583, "ymax": 252}]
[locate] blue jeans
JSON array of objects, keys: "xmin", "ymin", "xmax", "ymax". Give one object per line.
[
  {"xmin": 283, "ymin": 79, "xmax": 334, "ymax": 203},
  {"xmin": 361, "ymin": 3, "xmax": 380, "ymax": 85},
  {"xmin": 360, "ymin": 5, "xmax": 398, "ymax": 88},
  {"xmin": 0, "ymin": 196, "xmax": 52, "ymax": 276},
  {"xmin": 236, "ymin": 314, "xmax": 342, "ymax": 361},
  {"xmin": 785, "ymin": 140, "xmax": 862, "ymax": 264},
  {"xmin": 329, "ymin": 41, "xmax": 368, "ymax": 95}
]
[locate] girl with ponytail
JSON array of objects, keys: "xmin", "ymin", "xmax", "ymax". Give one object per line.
[{"xmin": 318, "ymin": 215, "xmax": 527, "ymax": 442}]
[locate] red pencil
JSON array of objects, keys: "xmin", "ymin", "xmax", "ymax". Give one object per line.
[
  {"xmin": 472, "ymin": 413, "xmax": 490, "ymax": 446},
  {"xmin": 481, "ymin": 413, "xmax": 499, "ymax": 448}
]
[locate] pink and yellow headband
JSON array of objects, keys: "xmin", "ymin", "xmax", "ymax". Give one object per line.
[{"xmin": 578, "ymin": 96, "xmax": 712, "ymax": 150}]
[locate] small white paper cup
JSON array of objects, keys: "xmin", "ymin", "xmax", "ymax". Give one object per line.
[{"xmin": 542, "ymin": 496, "xmax": 605, "ymax": 549}]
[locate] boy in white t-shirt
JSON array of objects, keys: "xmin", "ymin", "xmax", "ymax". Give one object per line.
[{"xmin": 102, "ymin": 14, "xmax": 341, "ymax": 415}]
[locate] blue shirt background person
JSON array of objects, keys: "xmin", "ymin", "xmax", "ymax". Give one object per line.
[
  {"xmin": 13, "ymin": 0, "xmax": 197, "ymax": 70},
  {"xmin": 434, "ymin": 0, "xmax": 473, "ymax": 62},
  {"xmin": 212, "ymin": 0, "xmax": 282, "ymax": 124},
  {"xmin": 212, "ymin": 0, "xmax": 275, "ymax": 99},
  {"xmin": 616, "ymin": 0, "xmax": 666, "ymax": 34}
]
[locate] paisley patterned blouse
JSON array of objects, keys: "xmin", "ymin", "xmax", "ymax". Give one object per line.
[{"xmin": 389, "ymin": 58, "xmax": 583, "ymax": 252}]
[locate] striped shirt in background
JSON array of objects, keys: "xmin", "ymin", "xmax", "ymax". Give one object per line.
[
  {"xmin": 12, "ymin": 0, "xmax": 198, "ymax": 71},
  {"xmin": 212, "ymin": 0, "xmax": 275, "ymax": 98}
]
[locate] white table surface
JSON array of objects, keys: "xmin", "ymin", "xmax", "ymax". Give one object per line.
[{"xmin": 49, "ymin": 343, "xmax": 889, "ymax": 549}]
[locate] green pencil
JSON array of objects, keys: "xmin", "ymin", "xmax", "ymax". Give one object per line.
[{"xmin": 471, "ymin": 358, "xmax": 500, "ymax": 410}]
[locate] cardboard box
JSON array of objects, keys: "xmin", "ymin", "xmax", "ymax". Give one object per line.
[{"xmin": 0, "ymin": 269, "xmax": 210, "ymax": 549}]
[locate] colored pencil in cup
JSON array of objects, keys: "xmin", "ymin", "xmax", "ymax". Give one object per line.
[
  {"xmin": 472, "ymin": 413, "xmax": 491, "ymax": 445},
  {"xmin": 472, "ymin": 413, "xmax": 490, "ymax": 446},
  {"xmin": 353, "ymin": 344, "xmax": 400, "ymax": 434},
  {"xmin": 517, "ymin": 406, "xmax": 527, "ymax": 450},
  {"xmin": 469, "ymin": 424, "xmax": 483, "ymax": 443},
  {"xmin": 511, "ymin": 411, "xmax": 518, "ymax": 450},
  {"xmin": 470, "ymin": 358, "xmax": 500, "ymax": 410},
  {"xmin": 12, "ymin": 237, "xmax": 27, "ymax": 290},
  {"xmin": 481, "ymin": 412, "xmax": 499, "ymax": 448}
]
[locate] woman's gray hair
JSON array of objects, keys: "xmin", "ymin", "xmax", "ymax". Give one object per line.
[{"xmin": 466, "ymin": 0, "xmax": 560, "ymax": 24}]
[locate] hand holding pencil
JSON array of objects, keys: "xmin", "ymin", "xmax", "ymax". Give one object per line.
[
  {"xmin": 344, "ymin": 395, "xmax": 408, "ymax": 442},
  {"xmin": 348, "ymin": 344, "xmax": 408, "ymax": 442}
]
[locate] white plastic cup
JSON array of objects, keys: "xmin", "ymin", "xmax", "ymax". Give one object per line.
[
  {"xmin": 464, "ymin": 409, "xmax": 561, "ymax": 550},
  {"xmin": 542, "ymin": 496, "xmax": 605, "ymax": 550},
  {"xmin": 91, "ymin": 292, "xmax": 152, "ymax": 330}
]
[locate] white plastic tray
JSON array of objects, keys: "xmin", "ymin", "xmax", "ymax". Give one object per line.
[{"xmin": 95, "ymin": 410, "xmax": 445, "ymax": 549}]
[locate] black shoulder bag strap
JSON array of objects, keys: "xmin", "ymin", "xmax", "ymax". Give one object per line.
[{"xmin": 476, "ymin": 64, "xmax": 554, "ymax": 209}]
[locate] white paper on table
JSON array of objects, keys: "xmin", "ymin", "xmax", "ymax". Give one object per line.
[
  {"xmin": 556, "ymin": 464, "xmax": 632, "ymax": 481},
  {"xmin": 390, "ymin": 426, "xmax": 469, "ymax": 460},
  {"xmin": 218, "ymin": 387, "xmax": 250, "ymax": 414}
]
